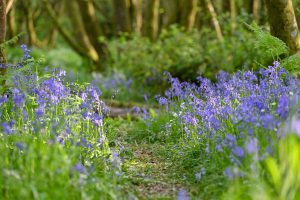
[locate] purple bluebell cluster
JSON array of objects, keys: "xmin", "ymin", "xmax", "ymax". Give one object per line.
[
  {"xmin": 164, "ymin": 62, "xmax": 300, "ymax": 134},
  {"xmin": 0, "ymin": 45, "xmax": 109, "ymax": 160},
  {"xmin": 20, "ymin": 44, "xmax": 32, "ymax": 60},
  {"xmin": 161, "ymin": 61, "xmax": 300, "ymax": 174}
]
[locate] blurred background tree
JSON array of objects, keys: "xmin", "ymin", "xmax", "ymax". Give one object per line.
[
  {"xmin": 265, "ymin": 0, "xmax": 300, "ymax": 55},
  {"xmin": 0, "ymin": 0, "xmax": 7, "ymax": 64},
  {"xmin": 0, "ymin": 0, "xmax": 300, "ymax": 91}
]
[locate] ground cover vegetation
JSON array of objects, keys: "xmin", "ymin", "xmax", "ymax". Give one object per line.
[{"xmin": 1, "ymin": 0, "xmax": 300, "ymax": 199}]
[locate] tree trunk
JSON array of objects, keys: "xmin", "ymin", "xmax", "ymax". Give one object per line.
[
  {"xmin": 160, "ymin": 0, "xmax": 179, "ymax": 28},
  {"xmin": 265, "ymin": 0, "xmax": 300, "ymax": 54},
  {"xmin": 68, "ymin": 0, "xmax": 99, "ymax": 65},
  {"xmin": 113, "ymin": 0, "xmax": 131, "ymax": 34},
  {"xmin": 0, "ymin": 0, "xmax": 7, "ymax": 64},
  {"xmin": 195, "ymin": 0, "xmax": 210, "ymax": 30},
  {"xmin": 205, "ymin": 0, "xmax": 223, "ymax": 42},
  {"xmin": 23, "ymin": 0, "xmax": 41, "ymax": 47},
  {"xmin": 179, "ymin": 0, "xmax": 198, "ymax": 31},
  {"xmin": 252, "ymin": 0, "xmax": 261, "ymax": 23},
  {"xmin": 230, "ymin": 0, "xmax": 236, "ymax": 33},
  {"xmin": 142, "ymin": 0, "xmax": 160, "ymax": 40},
  {"xmin": 77, "ymin": 0, "xmax": 108, "ymax": 62},
  {"xmin": 222, "ymin": 0, "xmax": 236, "ymax": 33},
  {"xmin": 6, "ymin": 3, "xmax": 15, "ymax": 40},
  {"xmin": 130, "ymin": 0, "xmax": 142, "ymax": 35},
  {"xmin": 295, "ymin": 0, "xmax": 300, "ymax": 27},
  {"xmin": 0, "ymin": 0, "xmax": 7, "ymax": 80}
]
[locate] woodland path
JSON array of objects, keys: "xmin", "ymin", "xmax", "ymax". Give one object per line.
[{"xmin": 107, "ymin": 105, "xmax": 186, "ymax": 199}]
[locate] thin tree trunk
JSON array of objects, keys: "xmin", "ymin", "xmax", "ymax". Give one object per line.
[
  {"xmin": 23, "ymin": 0, "xmax": 41, "ymax": 47},
  {"xmin": 130, "ymin": 0, "xmax": 142, "ymax": 35},
  {"xmin": 160, "ymin": 0, "xmax": 179, "ymax": 28},
  {"xmin": 113, "ymin": 0, "xmax": 131, "ymax": 34},
  {"xmin": 230, "ymin": 0, "xmax": 236, "ymax": 33},
  {"xmin": 265, "ymin": 0, "xmax": 300, "ymax": 54},
  {"xmin": 0, "ymin": 0, "xmax": 7, "ymax": 63},
  {"xmin": 252, "ymin": 0, "xmax": 260, "ymax": 23},
  {"xmin": 205, "ymin": 0, "xmax": 223, "ymax": 42},
  {"xmin": 179, "ymin": 0, "xmax": 198, "ymax": 31},
  {"xmin": 77, "ymin": 0, "xmax": 107, "ymax": 62},
  {"xmin": 295, "ymin": 0, "xmax": 300, "ymax": 27},
  {"xmin": 0, "ymin": 0, "xmax": 7, "ymax": 78},
  {"xmin": 196, "ymin": 0, "xmax": 210, "ymax": 30},
  {"xmin": 142, "ymin": 0, "xmax": 160, "ymax": 40},
  {"xmin": 6, "ymin": 0, "xmax": 15, "ymax": 40},
  {"xmin": 222, "ymin": 0, "xmax": 236, "ymax": 33},
  {"xmin": 68, "ymin": 0, "xmax": 99, "ymax": 65}
]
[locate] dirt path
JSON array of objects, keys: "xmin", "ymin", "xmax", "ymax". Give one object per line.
[
  {"xmin": 108, "ymin": 109, "xmax": 186, "ymax": 199},
  {"xmin": 123, "ymin": 143, "xmax": 184, "ymax": 199}
]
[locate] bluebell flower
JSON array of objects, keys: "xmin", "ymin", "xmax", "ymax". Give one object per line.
[
  {"xmin": 246, "ymin": 138, "xmax": 258, "ymax": 153},
  {"xmin": 224, "ymin": 167, "xmax": 234, "ymax": 179},
  {"xmin": 132, "ymin": 106, "xmax": 141, "ymax": 113},
  {"xmin": 23, "ymin": 110, "xmax": 29, "ymax": 121},
  {"xmin": 12, "ymin": 88, "xmax": 25, "ymax": 107},
  {"xmin": 0, "ymin": 96, "xmax": 7, "ymax": 105},
  {"xmin": 224, "ymin": 134, "xmax": 236, "ymax": 147},
  {"xmin": 20, "ymin": 44, "xmax": 32, "ymax": 59},
  {"xmin": 195, "ymin": 173, "xmax": 201, "ymax": 182},
  {"xmin": 15, "ymin": 142, "xmax": 26, "ymax": 150},
  {"xmin": 2, "ymin": 122, "xmax": 14, "ymax": 134},
  {"xmin": 177, "ymin": 189, "xmax": 189, "ymax": 200},
  {"xmin": 92, "ymin": 113, "xmax": 103, "ymax": 126},
  {"xmin": 277, "ymin": 95, "xmax": 289, "ymax": 119},
  {"xmin": 182, "ymin": 113, "xmax": 198, "ymax": 126},
  {"xmin": 35, "ymin": 106, "xmax": 45, "ymax": 118},
  {"xmin": 261, "ymin": 114, "xmax": 276, "ymax": 130},
  {"xmin": 232, "ymin": 146, "xmax": 245, "ymax": 158},
  {"xmin": 112, "ymin": 151, "xmax": 121, "ymax": 168},
  {"xmin": 158, "ymin": 97, "xmax": 168, "ymax": 106},
  {"xmin": 215, "ymin": 144, "xmax": 223, "ymax": 152},
  {"xmin": 74, "ymin": 163, "xmax": 85, "ymax": 174},
  {"xmin": 143, "ymin": 94, "xmax": 148, "ymax": 102}
]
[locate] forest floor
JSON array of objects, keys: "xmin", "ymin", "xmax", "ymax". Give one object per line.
[{"xmin": 107, "ymin": 115, "xmax": 188, "ymax": 199}]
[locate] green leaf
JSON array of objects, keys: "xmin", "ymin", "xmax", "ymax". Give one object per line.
[{"xmin": 265, "ymin": 157, "xmax": 281, "ymax": 191}]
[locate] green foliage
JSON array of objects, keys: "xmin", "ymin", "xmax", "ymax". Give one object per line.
[
  {"xmin": 0, "ymin": 33, "xmax": 25, "ymax": 48},
  {"xmin": 224, "ymin": 134, "xmax": 300, "ymax": 200},
  {"xmin": 0, "ymin": 134, "xmax": 125, "ymax": 199},
  {"xmin": 249, "ymin": 23, "xmax": 289, "ymax": 60},
  {"xmin": 282, "ymin": 54, "xmax": 300, "ymax": 76},
  {"xmin": 108, "ymin": 25, "xmax": 203, "ymax": 81},
  {"xmin": 248, "ymin": 23, "xmax": 300, "ymax": 75},
  {"xmin": 108, "ymin": 25, "xmax": 251, "ymax": 81}
]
